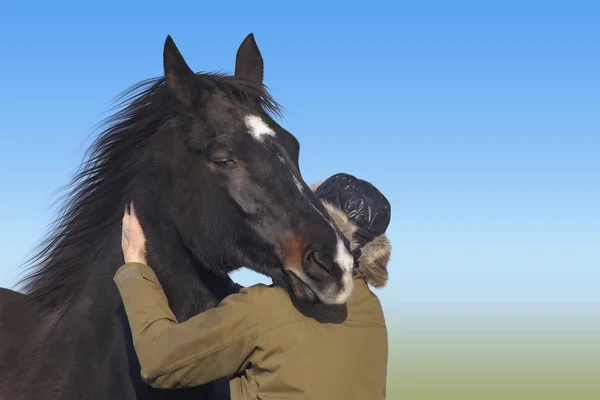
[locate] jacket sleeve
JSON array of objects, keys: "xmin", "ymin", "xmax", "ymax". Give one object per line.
[{"xmin": 113, "ymin": 262, "xmax": 261, "ymax": 389}]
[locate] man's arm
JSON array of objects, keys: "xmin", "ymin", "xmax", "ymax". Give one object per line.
[{"xmin": 114, "ymin": 262, "xmax": 261, "ymax": 389}]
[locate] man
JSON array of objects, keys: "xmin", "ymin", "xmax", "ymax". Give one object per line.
[{"xmin": 115, "ymin": 173, "xmax": 392, "ymax": 399}]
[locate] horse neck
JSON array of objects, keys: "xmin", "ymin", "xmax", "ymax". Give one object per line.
[
  {"xmin": 30, "ymin": 206, "xmax": 235, "ymax": 398},
  {"xmin": 141, "ymin": 214, "xmax": 236, "ymax": 320},
  {"xmin": 54, "ymin": 208, "xmax": 233, "ymax": 332}
]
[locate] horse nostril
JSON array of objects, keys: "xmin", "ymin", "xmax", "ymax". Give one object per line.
[{"xmin": 302, "ymin": 245, "xmax": 330, "ymax": 276}]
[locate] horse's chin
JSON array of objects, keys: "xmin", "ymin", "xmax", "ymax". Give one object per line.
[{"xmin": 287, "ymin": 272, "xmax": 319, "ymax": 303}]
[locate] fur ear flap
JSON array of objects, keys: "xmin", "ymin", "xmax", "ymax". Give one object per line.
[
  {"xmin": 309, "ymin": 180, "xmax": 323, "ymax": 193},
  {"xmin": 321, "ymin": 201, "xmax": 357, "ymax": 248},
  {"xmin": 356, "ymin": 234, "xmax": 391, "ymax": 288},
  {"xmin": 313, "ymin": 179, "xmax": 392, "ymax": 288}
]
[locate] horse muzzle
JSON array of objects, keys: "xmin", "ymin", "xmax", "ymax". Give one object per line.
[{"xmin": 283, "ymin": 239, "xmax": 354, "ymax": 305}]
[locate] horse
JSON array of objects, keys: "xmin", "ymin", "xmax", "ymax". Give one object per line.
[{"xmin": 0, "ymin": 33, "xmax": 355, "ymax": 400}]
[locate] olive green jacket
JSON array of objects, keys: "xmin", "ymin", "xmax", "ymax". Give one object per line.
[{"xmin": 114, "ymin": 262, "xmax": 388, "ymax": 400}]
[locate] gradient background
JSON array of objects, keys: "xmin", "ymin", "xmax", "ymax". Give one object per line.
[{"xmin": 1, "ymin": 1, "xmax": 598, "ymax": 398}]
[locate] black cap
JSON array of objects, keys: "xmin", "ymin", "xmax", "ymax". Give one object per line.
[{"xmin": 315, "ymin": 173, "xmax": 391, "ymax": 247}]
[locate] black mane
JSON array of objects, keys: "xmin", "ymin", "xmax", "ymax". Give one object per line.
[{"xmin": 17, "ymin": 73, "xmax": 282, "ymax": 312}]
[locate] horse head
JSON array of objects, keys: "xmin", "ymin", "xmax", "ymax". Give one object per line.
[{"xmin": 134, "ymin": 34, "xmax": 354, "ymax": 305}]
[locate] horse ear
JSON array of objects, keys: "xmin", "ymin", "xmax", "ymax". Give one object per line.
[
  {"xmin": 234, "ymin": 33, "xmax": 264, "ymax": 85},
  {"xmin": 163, "ymin": 35, "xmax": 196, "ymax": 107}
]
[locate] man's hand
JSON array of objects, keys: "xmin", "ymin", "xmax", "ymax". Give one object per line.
[{"xmin": 122, "ymin": 202, "xmax": 148, "ymax": 265}]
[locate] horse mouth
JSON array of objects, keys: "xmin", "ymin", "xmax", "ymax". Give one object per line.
[{"xmin": 287, "ymin": 270, "xmax": 319, "ymax": 303}]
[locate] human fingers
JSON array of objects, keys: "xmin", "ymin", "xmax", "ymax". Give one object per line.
[{"xmin": 127, "ymin": 202, "xmax": 147, "ymax": 248}]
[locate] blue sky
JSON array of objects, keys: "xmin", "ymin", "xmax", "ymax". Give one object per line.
[{"xmin": 0, "ymin": 0, "xmax": 598, "ymax": 319}]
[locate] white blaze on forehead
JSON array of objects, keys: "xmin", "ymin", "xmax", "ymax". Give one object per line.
[{"xmin": 244, "ymin": 115, "xmax": 275, "ymax": 141}]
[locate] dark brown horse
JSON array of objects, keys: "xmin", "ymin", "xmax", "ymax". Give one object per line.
[{"xmin": 0, "ymin": 34, "xmax": 354, "ymax": 400}]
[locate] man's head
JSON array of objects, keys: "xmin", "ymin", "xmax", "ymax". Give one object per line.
[{"xmin": 311, "ymin": 173, "xmax": 392, "ymax": 288}]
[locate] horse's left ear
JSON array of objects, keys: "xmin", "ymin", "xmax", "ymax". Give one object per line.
[
  {"xmin": 163, "ymin": 35, "xmax": 196, "ymax": 107},
  {"xmin": 234, "ymin": 33, "xmax": 264, "ymax": 85}
]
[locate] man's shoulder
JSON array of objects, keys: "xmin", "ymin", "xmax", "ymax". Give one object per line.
[
  {"xmin": 240, "ymin": 283, "xmax": 290, "ymax": 302},
  {"xmin": 217, "ymin": 284, "xmax": 292, "ymax": 320},
  {"xmin": 344, "ymin": 280, "xmax": 387, "ymax": 327},
  {"xmin": 235, "ymin": 284, "xmax": 305, "ymax": 328}
]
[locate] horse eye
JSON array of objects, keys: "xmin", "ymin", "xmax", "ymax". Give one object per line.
[
  {"xmin": 212, "ymin": 158, "xmax": 236, "ymax": 166},
  {"xmin": 209, "ymin": 151, "xmax": 236, "ymax": 166},
  {"xmin": 206, "ymin": 141, "xmax": 236, "ymax": 167}
]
